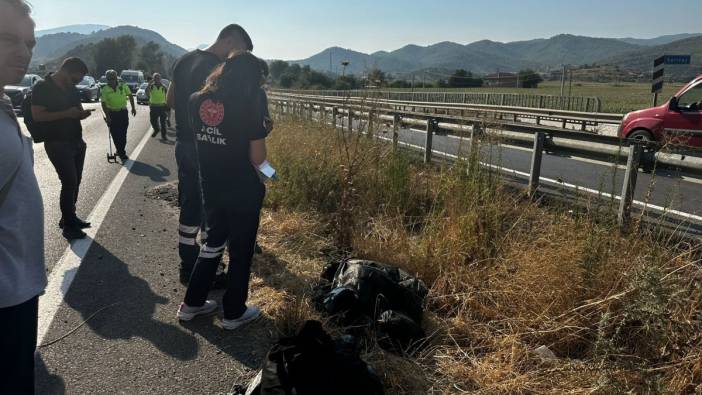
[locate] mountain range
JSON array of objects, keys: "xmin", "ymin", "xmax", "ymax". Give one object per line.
[
  {"xmin": 32, "ymin": 25, "xmax": 702, "ymax": 80},
  {"xmin": 32, "ymin": 25, "xmax": 187, "ymax": 66},
  {"xmin": 36, "ymin": 24, "xmax": 110, "ymax": 37},
  {"xmin": 292, "ymin": 34, "xmax": 702, "ymax": 78}
]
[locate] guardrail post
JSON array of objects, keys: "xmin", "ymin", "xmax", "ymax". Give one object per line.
[
  {"xmin": 528, "ymin": 132, "xmax": 546, "ymax": 198},
  {"xmin": 618, "ymin": 143, "xmax": 643, "ymax": 229},
  {"xmin": 332, "ymin": 107, "xmax": 338, "ymax": 128},
  {"xmin": 392, "ymin": 114, "xmax": 400, "ymax": 151},
  {"xmin": 424, "ymin": 118, "xmax": 436, "ymax": 164},
  {"xmin": 367, "ymin": 109, "xmax": 375, "ymax": 139},
  {"xmin": 321, "ymin": 106, "xmax": 326, "ymax": 125},
  {"xmin": 467, "ymin": 123, "xmax": 481, "ymax": 174},
  {"xmin": 347, "ymin": 109, "xmax": 353, "ymax": 132}
]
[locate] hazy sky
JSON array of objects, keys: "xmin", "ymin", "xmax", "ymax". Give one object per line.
[{"xmin": 29, "ymin": 0, "xmax": 702, "ymax": 60}]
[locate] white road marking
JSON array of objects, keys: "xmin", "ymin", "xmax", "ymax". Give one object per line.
[
  {"xmin": 377, "ymin": 135, "xmax": 702, "ymax": 223},
  {"xmin": 37, "ymin": 127, "xmax": 154, "ymax": 345}
]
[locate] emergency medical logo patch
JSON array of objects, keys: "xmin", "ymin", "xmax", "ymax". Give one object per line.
[{"xmin": 199, "ymin": 99, "xmax": 225, "ymax": 127}]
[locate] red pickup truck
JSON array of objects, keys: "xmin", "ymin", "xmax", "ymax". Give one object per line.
[{"xmin": 619, "ymin": 75, "xmax": 702, "ymax": 148}]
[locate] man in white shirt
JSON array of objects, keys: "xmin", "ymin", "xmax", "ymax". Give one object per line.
[{"xmin": 0, "ymin": 1, "xmax": 45, "ymax": 393}]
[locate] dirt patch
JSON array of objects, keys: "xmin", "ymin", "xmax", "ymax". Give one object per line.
[{"xmin": 145, "ymin": 181, "xmax": 179, "ymax": 207}]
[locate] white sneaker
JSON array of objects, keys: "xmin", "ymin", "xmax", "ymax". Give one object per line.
[
  {"xmin": 177, "ymin": 300, "xmax": 218, "ymax": 321},
  {"xmin": 222, "ymin": 306, "xmax": 261, "ymax": 330}
]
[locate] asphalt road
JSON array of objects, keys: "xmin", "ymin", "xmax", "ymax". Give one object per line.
[
  {"xmin": 31, "ymin": 104, "xmax": 272, "ymax": 394},
  {"xmin": 18, "ymin": 103, "xmax": 153, "ymax": 272}
]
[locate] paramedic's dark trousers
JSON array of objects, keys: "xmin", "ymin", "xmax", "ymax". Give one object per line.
[
  {"xmin": 185, "ymin": 195, "xmax": 264, "ymax": 319},
  {"xmin": 176, "ymin": 140, "xmax": 204, "ymax": 275},
  {"xmin": 45, "ymin": 138, "xmax": 86, "ymax": 226},
  {"xmin": 0, "ymin": 296, "xmax": 38, "ymax": 395},
  {"xmin": 150, "ymin": 106, "xmax": 167, "ymax": 138},
  {"xmin": 108, "ymin": 109, "xmax": 129, "ymax": 156}
]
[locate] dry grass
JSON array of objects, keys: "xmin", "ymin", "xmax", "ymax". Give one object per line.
[{"xmin": 251, "ymin": 114, "xmax": 702, "ymax": 394}]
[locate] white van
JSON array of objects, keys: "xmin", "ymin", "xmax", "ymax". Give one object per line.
[{"xmin": 119, "ymin": 70, "xmax": 145, "ymax": 93}]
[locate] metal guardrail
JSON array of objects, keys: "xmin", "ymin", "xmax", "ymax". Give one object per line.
[
  {"xmin": 274, "ymin": 89, "xmax": 603, "ymax": 112},
  {"xmin": 271, "ymin": 91, "xmax": 622, "ymax": 133},
  {"xmin": 268, "ymin": 94, "xmax": 702, "ymax": 227}
]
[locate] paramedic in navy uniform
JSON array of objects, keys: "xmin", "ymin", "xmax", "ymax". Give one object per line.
[{"xmin": 176, "ymin": 52, "xmax": 269, "ymax": 330}]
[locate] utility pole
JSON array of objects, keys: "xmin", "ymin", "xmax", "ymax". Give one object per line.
[
  {"xmin": 560, "ymin": 64, "xmax": 567, "ymax": 96},
  {"xmin": 422, "ymin": 71, "xmax": 426, "ymax": 89},
  {"xmin": 411, "ymin": 73, "xmax": 415, "ymax": 92},
  {"xmin": 568, "ymin": 68, "xmax": 573, "ymax": 97}
]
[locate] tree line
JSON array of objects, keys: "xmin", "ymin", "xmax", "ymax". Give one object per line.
[
  {"xmin": 267, "ymin": 60, "xmax": 543, "ymax": 90},
  {"xmin": 41, "ymin": 35, "xmax": 175, "ymax": 79}
]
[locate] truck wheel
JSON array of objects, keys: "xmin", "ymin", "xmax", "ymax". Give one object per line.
[{"xmin": 627, "ymin": 129, "xmax": 654, "ymax": 143}]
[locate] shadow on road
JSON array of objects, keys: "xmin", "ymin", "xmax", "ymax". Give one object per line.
[
  {"xmin": 128, "ymin": 161, "xmax": 171, "ymax": 183},
  {"xmin": 62, "ymin": 241, "xmax": 199, "ymax": 361},
  {"xmin": 179, "ymin": 311, "xmax": 273, "ymax": 370},
  {"xmin": 35, "ymin": 353, "xmax": 66, "ymax": 395}
]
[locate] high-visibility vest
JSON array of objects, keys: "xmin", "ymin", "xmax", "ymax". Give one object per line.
[
  {"xmin": 149, "ymin": 84, "xmax": 167, "ymax": 106},
  {"xmin": 100, "ymin": 83, "xmax": 131, "ymax": 111}
]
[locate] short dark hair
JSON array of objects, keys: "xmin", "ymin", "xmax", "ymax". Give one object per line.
[
  {"xmin": 217, "ymin": 24, "xmax": 253, "ymax": 51},
  {"xmin": 60, "ymin": 57, "xmax": 89, "ymax": 75},
  {"xmin": 1, "ymin": 0, "xmax": 32, "ymax": 15}
]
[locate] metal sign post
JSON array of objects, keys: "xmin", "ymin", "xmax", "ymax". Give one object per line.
[{"xmin": 651, "ymin": 55, "xmax": 691, "ymax": 106}]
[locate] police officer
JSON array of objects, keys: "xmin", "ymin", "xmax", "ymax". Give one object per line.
[
  {"xmin": 100, "ymin": 70, "xmax": 136, "ymax": 161},
  {"xmin": 147, "ymin": 72, "xmax": 168, "ymax": 140}
]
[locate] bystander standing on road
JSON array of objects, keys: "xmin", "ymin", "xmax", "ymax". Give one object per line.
[
  {"xmin": 100, "ymin": 69, "xmax": 136, "ymax": 161},
  {"xmin": 0, "ymin": 0, "xmax": 46, "ymax": 393},
  {"xmin": 177, "ymin": 52, "xmax": 268, "ymax": 329},
  {"xmin": 147, "ymin": 72, "xmax": 168, "ymax": 140},
  {"xmin": 31, "ymin": 57, "xmax": 93, "ymax": 241},
  {"xmin": 168, "ymin": 24, "xmax": 253, "ymax": 285}
]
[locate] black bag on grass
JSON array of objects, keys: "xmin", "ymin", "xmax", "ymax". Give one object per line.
[
  {"xmin": 331, "ymin": 259, "xmax": 427, "ymax": 323},
  {"xmin": 244, "ymin": 320, "xmax": 384, "ymax": 395}
]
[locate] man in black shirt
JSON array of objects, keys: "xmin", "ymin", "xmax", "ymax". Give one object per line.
[
  {"xmin": 167, "ymin": 24, "xmax": 253, "ymax": 284},
  {"xmin": 32, "ymin": 57, "xmax": 93, "ymax": 240}
]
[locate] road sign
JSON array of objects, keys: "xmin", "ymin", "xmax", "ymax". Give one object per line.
[
  {"xmin": 651, "ymin": 54, "xmax": 692, "ymax": 95},
  {"xmin": 652, "ymin": 56, "xmax": 665, "ymax": 94},
  {"xmin": 664, "ymin": 55, "xmax": 691, "ymax": 65}
]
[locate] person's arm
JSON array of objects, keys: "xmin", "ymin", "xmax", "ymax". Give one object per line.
[
  {"xmin": 32, "ymin": 105, "xmax": 85, "ymax": 122},
  {"xmin": 127, "ymin": 87, "xmax": 136, "ymax": 116},
  {"xmin": 249, "ymin": 138, "xmax": 267, "ymax": 166},
  {"xmin": 31, "ymin": 84, "xmax": 87, "ymax": 121},
  {"xmin": 166, "ymin": 81, "xmax": 176, "ymax": 109},
  {"xmin": 101, "ymin": 101, "xmax": 111, "ymax": 125}
]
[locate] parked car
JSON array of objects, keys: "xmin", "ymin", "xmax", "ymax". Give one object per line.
[
  {"xmin": 76, "ymin": 76, "xmax": 99, "ymax": 102},
  {"xmin": 136, "ymin": 82, "xmax": 149, "ymax": 105},
  {"xmin": 120, "ymin": 70, "xmax": 145, "ymax": 93},
  {"xmin": 4, "ymin": 74, "xmax": 42, "ymax": 115},
  {"xmin": 620, "ymin": 75, "xmax": 702, "ymax": 148}
]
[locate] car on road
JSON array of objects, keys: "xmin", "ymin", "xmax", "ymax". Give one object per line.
[
  {"xmin": 120, "ymin": 70, "xmax": 145, "ymax": 93},
  {"xmin": 136, "ymin": 82, "xmax": 149, "ymax": 104},
  {"xmin": 76, "ymin": 76, "xmax": 100, "ymax": 102},
  {"xmin": 4, "ymin": 74, "xmax": 42, "ymax": 115},
  {"xmin": 620, "ymin": 74, "xmax": 702, "ymax": 148}
]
